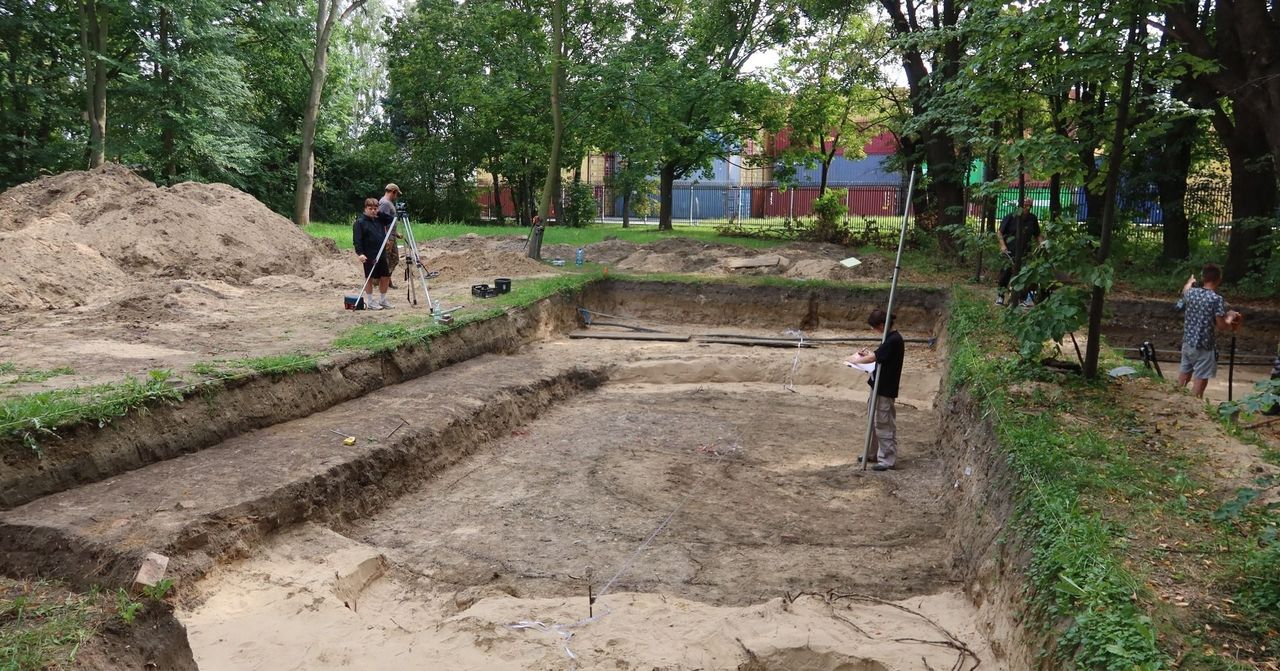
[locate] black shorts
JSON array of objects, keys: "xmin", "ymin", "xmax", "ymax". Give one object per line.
[{"xmin": 363, "ymin": 256, "xmax": 390, "ymax": 279}]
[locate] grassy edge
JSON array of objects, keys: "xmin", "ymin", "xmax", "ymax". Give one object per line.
[
  {"xmin": 3, "ymin": 270, "xmax": 942, "ymax": 453},
  {"xmin": 0, "ymin": 273, "xmax": 602, "ymax": 452},
  {"xmin": 945, "ymin": 287, "xmax": 1167, "ymax": 671}
]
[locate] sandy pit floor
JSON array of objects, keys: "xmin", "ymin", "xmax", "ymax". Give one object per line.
[{"xmin": 177, "ymin": 333, "xmax": 995, "ymax": 670}]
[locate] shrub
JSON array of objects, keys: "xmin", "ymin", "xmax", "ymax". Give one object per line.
[{"xmin": 560, "ymin": 181, "xmax": 597, "ymax": 228}]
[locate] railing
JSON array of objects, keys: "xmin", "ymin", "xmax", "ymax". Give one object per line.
[{"xmin": 477, "ymin": 182, "xmax": 1261, "ymax": 245}]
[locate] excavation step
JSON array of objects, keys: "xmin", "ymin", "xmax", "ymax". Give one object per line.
[{"xmin": 0, "ymin": 349, "xmax": 609, "ymax": 589}]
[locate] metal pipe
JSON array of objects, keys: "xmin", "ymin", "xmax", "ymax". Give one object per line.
[{"xmin": 862, "ymin": 168, "xmax": 915, "ymax": 471}]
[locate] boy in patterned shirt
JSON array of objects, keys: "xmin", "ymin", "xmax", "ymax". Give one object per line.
[{"xmin": 1177, "ymin": 263, "xmax": 1242, "ymax": 398}]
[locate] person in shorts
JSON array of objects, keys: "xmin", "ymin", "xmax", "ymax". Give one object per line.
[
  {"xmin": 1177, "ymin": 263, "xmax": 1240, "ymax": 397},
  {"xmin": 353, "ymin": 197, "xmax": 392, "ymax": 310}
]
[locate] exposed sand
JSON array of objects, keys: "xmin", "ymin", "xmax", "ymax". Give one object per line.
[{"xmin": 181, "ymin": 524, "xmax": 993, "ymax": 671}]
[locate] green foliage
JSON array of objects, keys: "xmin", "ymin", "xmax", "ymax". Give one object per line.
[
  {"xmin": 1233, "ymin": 539, "xmax": 1280, "ymax": 638},
  {"xmin": 1006, "ymin": 286, "xmax": 1089, "ymax": 360},
  {"xmin": 113, "ymin": 590, "xmax": 142, "ymax": 625},
  {"xmin": 1217, "ymin": 377, "xmax": 1280, "ymax": 420},
  {"xmin": 192, "ymin": 353, "xmax": 318, "ymax": 380},
  {"xmin": 0, "ymin": 580, "xmax": 98, "ymax": 671},
  {"xmin": 305, "ymin": 221, "xmax": 787, "ymax": 250},
  {"xmin": 0, "ymin": 366, "xmax": 75, "ymax": 386},
  {"xmin": 947, "ymin": 290, "xmax": 1167, "ymax": 670},
  {"xmin": 560, "ymin": 181, "xmax": 597, "ymax": 228},
  {"xmin": 140, "ymin": 579, "xmax": 174, "ymax": 601},
  {"xmin": 810, "ymin": 189, "xmax": 850, "ymax": 244},
  {"xmin": 0, "ymin": 371, "xmax": 184, "ymax": 454},
  {"xmin": 1000, "ymin": 219, "xmax": 1110, "ymax": 361}
]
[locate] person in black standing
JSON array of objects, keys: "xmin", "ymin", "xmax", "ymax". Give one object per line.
[
  {"xmin": 352, "ymin": 197, "xmax": 390, "ymax": 310},
  {"xmin": 995, "ymin": 198, "xmax": 1044, "ymax": 307},
  {"xmin": 844, "ymin": 309, "xmax": 905, "ymax": 471}
]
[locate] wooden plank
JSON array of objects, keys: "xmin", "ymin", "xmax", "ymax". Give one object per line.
[
  {"xmin": 696, "ymin": 336, "xmax": 815, "ymax": 348},
  {"xmin": 569, "ymin": 330, "xmax": 690, "ymax": 342}
]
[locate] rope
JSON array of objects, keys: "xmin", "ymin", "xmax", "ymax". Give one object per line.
[{"xmin": 782, "ymin": 329, "xmax": 806, "ymax": 392}]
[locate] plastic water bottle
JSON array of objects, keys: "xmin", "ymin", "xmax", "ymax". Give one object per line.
[
  {"xmin": 431, "ymin": 300, "xmax": 442, "ymax": 321},
  {"xmin": 575, "ymin": 247, "xmax": 585, "ymax": 266}
]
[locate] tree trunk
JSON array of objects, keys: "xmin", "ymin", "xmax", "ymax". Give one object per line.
[
  {"xmin": 491, "ymin": 173, "xmax": 504, "ymax": 225},
  {"xmin": 1085, "ymin": 16, "xmax": 1140, "ymax": 379},
  {"xmin": 923, "ymin": 134, "xmax": 963, "ymax": 252},
  {"xmin": 1154, "ymin": 115, "xmax": 1195, "ymax": 261},
  {"xmin": 78, "ymin": 0, "xmax": 108, "ymax": 168},
  {"xmin": 293, "ymin": 0, "xmax": 335, "ymax": 227},
  {"xmin": 1049, "ymin": 174, "xmax": 1062, "ymax": 223},
  {"xmin": 159, "ymin": 7, "xmax": 176, "ymax": 180},
  {"xmin": 530, "ymin": 0, "xmax": 563, "ymax": 259},
  {"xmin": 622, "ymin": 190, "xmax": 631, "ymax": 228},
  {"xmin": 658, "ymin": 163, "xmax": 676, "ymax": 231},
  {"xmin": 1219, "ymin": 104, "xmax": 1276, "ymax": 283},
  {"xmin": 293, "ymin": 0, "xmax": 365, "ymax": 227}
]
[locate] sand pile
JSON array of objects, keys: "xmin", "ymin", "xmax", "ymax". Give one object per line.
[
  {"xmin": 0, "ymin": 164, "xmax": 335, "ymax": 310},
  {"xmin": 538, "ymin": 237, "xmax": 892, "ymax": 280},
  {"xmin": 421, "ymin": 234, "xmax": 553, "ymax": 281}
]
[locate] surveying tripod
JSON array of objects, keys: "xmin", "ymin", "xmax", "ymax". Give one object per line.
[{"xmin": 393, "ymin": 202, "xmax": 439, "ymax": 313}]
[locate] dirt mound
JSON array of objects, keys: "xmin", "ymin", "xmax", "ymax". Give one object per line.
[
  {"xmin": 424, "ymin": 249, "xmax": 552, "ymax": 282},
  {"xmin": 0, "ymin": 164, "xmax": 335, "ymax": 310}
]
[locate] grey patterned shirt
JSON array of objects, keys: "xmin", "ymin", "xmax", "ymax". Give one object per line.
[{"xmin": 1181, "ymin": 287, "xmax": 1226, "ymax": 351}]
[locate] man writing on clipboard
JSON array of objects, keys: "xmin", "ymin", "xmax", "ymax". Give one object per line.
[{"xmin": 844, "ymin": 309, "xmax": 905, "ymax": 471}]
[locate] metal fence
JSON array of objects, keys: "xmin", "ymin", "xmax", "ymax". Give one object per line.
[{"xmin": 479, "ymin": 181, "xmax": 1258, "ymax": 244}]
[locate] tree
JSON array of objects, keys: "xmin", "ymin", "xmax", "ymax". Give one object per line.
[
  {"xmin": 609, "ymin": 0, "xmax": 794, "ymax": 230},
  {"xmin": 530, "ymin": 0, "xmax": 566, "ymax": 259},
  {"xmin": 78, "ymin": 0, "xmax": 112, "ymax": 166},
  {"xmin": 1162, "ymin": 1, "xmax": 1278, "ymax": 282},
  {"xmin": 1, "ymin": 0, "xmax": 83, "ymax": 188},
  {"xmin": 772, "ymin": 9, "xmax": 888, "ymax": 195},
  {"xmin": 877, "ymin": 0, "xmax": 970, "ymax": 250},
  {"xmin": 293, "ymin": 0, "xmax": 368, "ymax": 227}
]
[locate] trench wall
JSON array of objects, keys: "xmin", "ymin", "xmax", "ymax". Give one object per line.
[{"xmin": 1, "ymin": 280, "xmax": 948, "ymax": 509}]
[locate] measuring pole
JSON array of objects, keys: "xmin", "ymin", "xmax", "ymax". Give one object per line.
[
  {"xmin": 1228, "ymin": 335, "xmax": 1237, "ymax": 402},
  {"xmin": 861, "ymin": 168, "xmax": 916, "ymax": 470}
]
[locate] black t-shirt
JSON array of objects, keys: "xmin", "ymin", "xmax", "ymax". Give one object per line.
[
  {"xmin": 999, "ymin": 211, "xmax": 1041, "ymax": 261},
  {"xmin": 869, "ymin": 330, "xmax": 905, "ymax": 398}
]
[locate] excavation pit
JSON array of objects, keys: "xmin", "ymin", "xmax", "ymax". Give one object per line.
[{"xmin": 2, "ymin": 281, "xmax": 1001, "ymax": 670}]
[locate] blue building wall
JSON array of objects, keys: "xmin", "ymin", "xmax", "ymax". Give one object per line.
[
  {"xmin": 614, "ymin": 186, "xmax": 753, "ymax": 220},
  {"xmin": 787, "ymin": 155, "xmax": 894, "ymax": 186}
]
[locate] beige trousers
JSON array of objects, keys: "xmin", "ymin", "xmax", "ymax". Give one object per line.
[{"xmin": 867, "ymin": 395, "xmax": 898, "ymax": 467}]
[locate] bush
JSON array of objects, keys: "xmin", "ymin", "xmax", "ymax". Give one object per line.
[
  {"xmin": 810, "ymin": 189, "xmax": 848, "ymax": 244},
  {"xmin": 560, "ymin": 181, "xmax": 597, "ymax": 228}
]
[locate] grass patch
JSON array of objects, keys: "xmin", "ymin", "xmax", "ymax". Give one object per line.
[
  {"xmin": 947, "ymin": 290, "xmax": 1166, "ymax": 670},
  {"xmin": 0, "ymin": 579, "xmax": 101, "ymax": 670},
  {"xmin": 304, "ymin": 221, "xmax": 787, "ymax": 250},
  {"xmin": 190, "ymin": 353, "xmax": 318, "ymax": 380},
  {"xmin": 949, "ymin": 288, "xmax": 1280, "ymax": 668},
  {"xmin": 0, "ymin": 370, "xmax": 184, "ymax": 454},
  {"xmin": 332, "ymin": 273, "xmax": 597, "ymax": 353},
  {"xmin": 0, "ymin": 365, "xmax": 75, "ymax": 386}
]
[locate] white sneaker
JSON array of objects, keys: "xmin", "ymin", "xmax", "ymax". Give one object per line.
[
  {"xmin": 366, "ymin": 300, "xmax": 383, "ymax": 311},
  {"xmin": 378, "ymin": 299, "xmax": 394, "ymax": 309}
]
